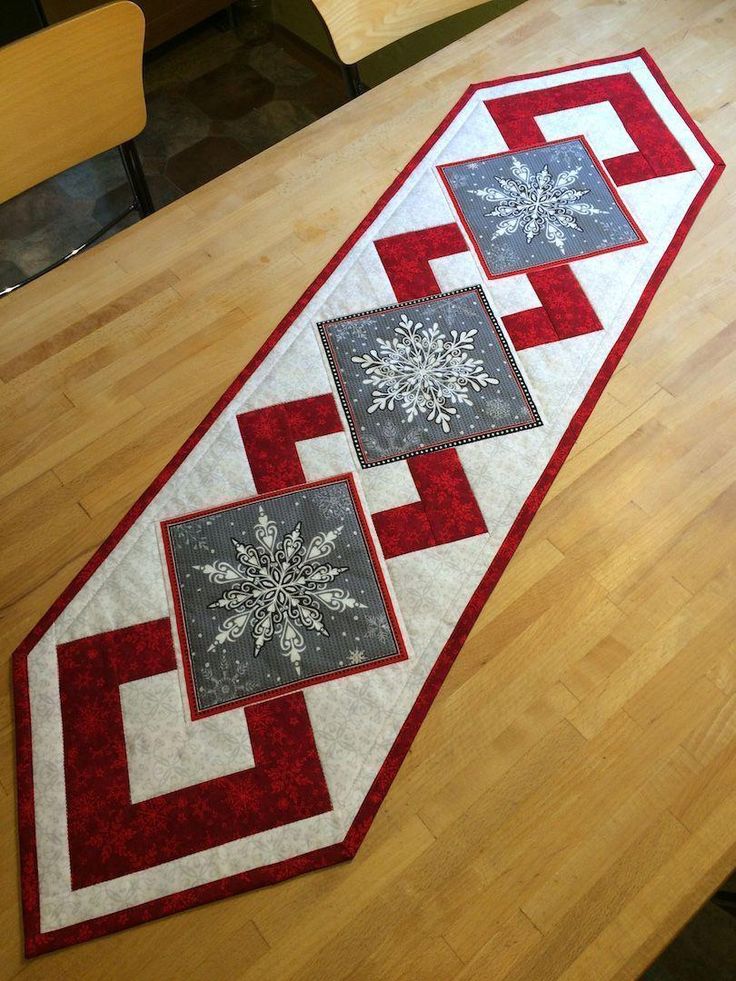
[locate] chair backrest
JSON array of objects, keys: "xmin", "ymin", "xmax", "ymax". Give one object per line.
[
  {"xmin": 311, "ymin": 0, "xmax": 492, "ymax": 65},
  {"xmin": 0, "ymin": 1, "xmax": 146, "ymax": 205}
]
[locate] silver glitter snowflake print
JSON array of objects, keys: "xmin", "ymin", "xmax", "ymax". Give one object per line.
[
  {"xmin": 362, "ymin": 418, "xmax": 425, "ymax": 460},
  {"xmin": 173, "ymin": 518, "xmax": 212, "ymax": 550},
  {"xmin": 318, "ymin": 287, "xmax": 543, "ymax": 466},
  {"xmin": 470, "ymin": 157, "xmax": 604, "ymax": 253},
  {"xmin": 351, "ymin": 313, "xmax": 499, "ymax": 434},
  {"xmin": 437, "ymin": 138, "xmax": 644, "ymax": 277},
  {"xmin": 162, "ymin": 478, "xmax": 405, "ymax": 714},
  {"xmin": 195, "ymin": 505, "xmax": 365, "ymax": 676}
]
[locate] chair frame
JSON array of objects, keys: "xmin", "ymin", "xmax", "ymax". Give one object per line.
[
  {"xmin": 340, "ymin": 61, "xmax": 368, "ymax": 99},
  {"xmin": 713, "ymin": 885, "xmax": 736, "ymax": 915},
  {"xmin": 311, "ymin": 0, "xmax": 493, "ymax": 100},
  {"xmin": 1, "ymin": 2, "xmax": 155, "ymax": 297},
  {"xmin": 2, "ymin": 140, "xmax": 154, "ymax": 298}
]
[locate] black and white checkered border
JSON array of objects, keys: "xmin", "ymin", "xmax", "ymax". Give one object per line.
[{"xmin": 316, "ymin": 285, "xmax": 543, "ymax": 469}]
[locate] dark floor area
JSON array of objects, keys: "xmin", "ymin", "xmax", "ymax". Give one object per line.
[{"xmin": 643, "ymin": 879, "xmax": 736, "ymax": 980}]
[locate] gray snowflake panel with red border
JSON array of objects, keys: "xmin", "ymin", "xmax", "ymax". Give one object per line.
[
  {"xmin": 438, "ymin": 137, "xmax": 644, "ymax": 277},
  {"xmin": 162, "ymin": 477, "xmax": 404, "ymax": 714}
]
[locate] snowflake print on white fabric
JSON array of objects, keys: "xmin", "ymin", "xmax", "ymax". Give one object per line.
[
  {"xmin": 195, "ymin": 506, "xmax": 365, "ymax": 676},
  {"xmin": 470, "ymin": 157, "xmax": 604, "ymax": 253},
  {"xmin": 351, "ymin": 313, "xmax": 499, "ymax": 434}
]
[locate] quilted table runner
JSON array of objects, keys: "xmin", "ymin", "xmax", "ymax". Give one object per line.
[{"xmin": 14, "ymin": 50, "xmax": 723, "ymax": 955}]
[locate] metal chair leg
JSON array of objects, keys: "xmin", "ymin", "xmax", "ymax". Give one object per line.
[
  {"xmin": 341, "ymin": 62, "xmax": 367, "ymax": 99},
  {"xmin": 0, "ymin": 205, "xmax": 136, "ymax": 297},
  {"xmin": 1, "ymin": 143, "xmax": 155, "ymax": 297},
  {"xmin": 713, "ymin": 889, "xmax": 736, "ymax": 915},
  {"xmin": 30, "ymin": 0, "xmax": 48, "ymax": 27},
  {"xmin": 119, "ymin": 140, "xmax": 155, "ymax": 217}
]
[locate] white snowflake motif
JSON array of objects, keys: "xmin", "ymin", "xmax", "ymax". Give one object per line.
[
  {"xmin": 195, "ymin": 506, "xmax": 366, "ymax": 676},
  {"xmin": 311, "ymin": 485, "xmax": 354, "ymax": 521},
  {"xmin": 470, "ymin": 157, "xmax": 604, "ymax": 253},
  {"xmin": 483, "ymin": 394, "xmax": 515, "ymax": 423},
  {"xmin": 175, "ymin": 519, "xmax": 212, "ymax": 550},
  {"xmin": 333, "ymin": 320, "xmax": 369, "ymax": 343},
  {"xmin": 352, "ymin": 314, "xmax": 499, "ymax": 433},
  {"xmin": 347, "ymin": 648, "xmax": 366, "ymax": 666},
  {"xmin": 364, "ymin": 612, "xmax": 391, "ymax": 640}
]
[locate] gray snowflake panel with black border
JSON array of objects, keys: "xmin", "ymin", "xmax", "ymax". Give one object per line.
[{"xmin": 318, "ymin": 286, "xmax": 542, "ymax": 467}]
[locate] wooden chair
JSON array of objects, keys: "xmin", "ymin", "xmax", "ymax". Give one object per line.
[
  {"xmin": 0, "ymin": 1, "xmax": 154, "ymax": 295},
  {"xmin": 310, "ymin": 0, "xmax": 493, "ymax": 97}
]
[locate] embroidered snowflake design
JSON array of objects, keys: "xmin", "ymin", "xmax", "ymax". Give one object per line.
[
  {"xmin": 312, "ymin": 485, "xmax": 354, "ymax": 521},
  {"xmin": 351, "ymin": 313, "xmax": 499, "ymax": 433},
  {"xmin": 195, "ymin": 506, "xmax": 365, "ymax": 676},
  {"xmin": 483, "ymin": 394, "xmax": 516, "ymax": 423},
  {"xmin": 174, "ymin": 518, "xmax": 213, "ymax": 550},
  {"xmin": 364, "ymin": 612, "xmax": 391, "ymax": 640},
  {"xmin": 469, "ymin": 157, "xmax": 604, "ymax": 253},
  {"xmin": 363, "ymin": 418, "xmax": 425, "ymax": 457},
  {"xmin": 347, "ymin": 648, "xmax": 366, "ymax": 666}
]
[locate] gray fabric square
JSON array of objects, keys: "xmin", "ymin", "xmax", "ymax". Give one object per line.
[
  {"xmin": 438, "ymin": 137, "xmax": 644, "ymax": 277},
  {"xmin": 318, "ymin": 286, "xmax": 542, "ymax": 467},
  {"xmin": 163, "ymin": 478, "xmax": 403, "ymax": 713}
]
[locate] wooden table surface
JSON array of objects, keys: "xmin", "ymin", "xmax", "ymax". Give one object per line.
[{"xmin": 2, "ymin": 0, "xmax": 735, "ymax": 977}]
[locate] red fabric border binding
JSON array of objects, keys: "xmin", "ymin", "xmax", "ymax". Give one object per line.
[{"xmin": 13, "ymin": 49, "xmax": 725, "ymax": 956}]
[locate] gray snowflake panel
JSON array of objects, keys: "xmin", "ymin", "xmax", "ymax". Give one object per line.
[
  {"xmin": 163, "ymin": 478, "xmax": 404, "ymax": 714},
  {"xmin": 318, "ymin": 286, "xmax": 542, "ymax": 467},
  {"xmin": 438, "ymin": 138, "xmax": 643, "ymax": 277}
]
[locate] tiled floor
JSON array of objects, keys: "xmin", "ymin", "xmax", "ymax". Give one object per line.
[{"xmin": 0, "ymin": 12, "xmax": 345, "ymax": 292}]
